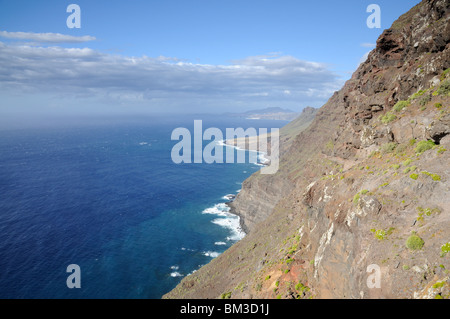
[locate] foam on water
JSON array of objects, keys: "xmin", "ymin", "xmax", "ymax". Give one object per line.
[
  {"xmin": 202, "ymin": 251, "xmax": 221, "ymax": 258},
  {"xmin": 202, "ymin": 201, "xmax": 245, "ymax": 241}
]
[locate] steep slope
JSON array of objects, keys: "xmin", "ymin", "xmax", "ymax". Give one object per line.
[
  {"xmin": 227, "ymin": 106, "xmax": 318, "ymax": 233},
  {"xmin": 164, "ymin": 0, "xmax": 450, "ymax": 299}
]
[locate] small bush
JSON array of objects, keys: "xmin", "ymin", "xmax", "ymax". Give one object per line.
[
  {"xmin": 402, "ymin": 159, "xmax": 412, "ymax": 166},
  {"xmin": 326, "ymin": 140, "xmax": 334, "ymax": 150},
  {"xmin": 440, "ymin": 68, "xmax": 450, "ymax": 81},
  {"xmin": 432, "ymin": 174, "xmax": 441, "ymax": 181},
  {"xmin": 353, "ymin": 193, "xmax": 360, "ymax": 205},
  {"xmin": 381, "ymin": 142, "xmax": 397, "ymax": 153},
  {"xmin": 421, "ymin": 171, "xmax": 441, "ymax": 181},
  {"xmin": 381, "ymin": 112, "xmax": 397, "ymax": 124},
  {"xmin": 419, "ymin": 95, "xmax": 431, "ymax": 106},
  {"xmin": 441, "ymin": 243, "xmax": 450, "ymax": 257},
  {"xmin": 432, "ymin": 282, "xmax": 445, "ymax": 289},
  {"xmin": 220, "ymin": 292, "xmax": 232, "ymax": 299},
  {"xmin": 375, "ymin": 230, "xmax": 386, "ymax": 240},
  {"xmin": 404, "ymin": 165, "xmax": 417, "ymax": 174},
  {"xmin": 415, "ymin": 140, "xmax": 435, "ymax": 154},
  {"xmin": 434, "ymin": 103, "xmax": 443, "ymax": 109},
  {"xmin": 436, "ymin": 80, "xmax": 450, "ymax": 96},
  {"xmin": 406, "ymin": 233, "xmax": 424, "ymax": 250},
  {"xmin": 409, "ymin": 90, "xmax": 426, "ymax": 101},
  {"xmin": 393, "ymin": 100, "xmax": 409, "ymax": 112},
  {"xmin": 410, "ymin": 173, "xmax": 419, "ymax": 180}
]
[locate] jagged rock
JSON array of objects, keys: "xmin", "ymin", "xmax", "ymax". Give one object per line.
[{"xmin": 426, "ymin": 113, "xmax": 450, "ymax": 144}]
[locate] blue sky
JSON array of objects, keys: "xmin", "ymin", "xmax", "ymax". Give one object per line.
[{"xmin": 0, "ymin": 0, "xmax": 420, "ymax": 119}]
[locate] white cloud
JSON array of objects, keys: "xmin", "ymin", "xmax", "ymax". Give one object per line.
[
  {"xmin": 0, "ymin": 41, "xmax": 343, "ymax": 112},
  {"xmin": 0, "ymin": 30, "xmax": 96, "ymax": 43},
  {"xmin": 360, "ymin": 42, "xmax": 376, "ymax": 48},
  {"xmin": 358, "ymin": 51, "xmax": 372, "ymax": 65}
]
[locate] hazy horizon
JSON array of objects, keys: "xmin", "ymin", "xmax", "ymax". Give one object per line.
[{"xmin": 0, "ymin": 0, "xmax": 421, "ymax": 127}]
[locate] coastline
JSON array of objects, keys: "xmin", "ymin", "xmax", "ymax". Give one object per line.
[
  {"xmin": 175, "ymin": 138, "xmax": 270, "ymax": 279},
  {"xmin": 216, "ymin": 138, "xmax": 270, "ymax": 235}
]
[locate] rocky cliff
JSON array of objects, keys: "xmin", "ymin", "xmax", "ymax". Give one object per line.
[
  {"xmin": 164, "ymin": 0, "xmax": 450, "ymax": 299},
  {"xmin": 228, "ymin": 106, "xmax": 318, "ymax": 233}
]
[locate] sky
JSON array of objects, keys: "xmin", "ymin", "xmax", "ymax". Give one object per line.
[{"xmin": 0, "ymin": 0, "xmax": 421, "ymax": 121}]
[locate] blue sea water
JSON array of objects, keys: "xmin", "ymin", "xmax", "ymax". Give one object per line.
[{"xmin": 0, "ymin": 114, "xmax": 286, "ymax": 299}]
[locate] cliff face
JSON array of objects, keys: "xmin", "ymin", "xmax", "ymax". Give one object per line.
[
  {"xmin": 229, "ymin": 106, "xmax": 318, "ymax": 233},
  {"xmin": 165, "ymin": 0, "xmax": 450, "ymax": 299}
]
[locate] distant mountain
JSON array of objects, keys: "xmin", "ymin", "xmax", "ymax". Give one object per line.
[{"xmin": 224, "ymin": 107, "xmax": 300, "ymax": 121}]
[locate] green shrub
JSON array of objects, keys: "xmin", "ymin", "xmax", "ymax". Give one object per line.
[
  {"xmin": 432, "ymin": 282, "xmax": 445, "ymax": 289},
  {"xmin": 325, "ymin": 140, "xmax": 334, "ymax": 151},
  {"xmin": 410, "ymin": 173, "xmax": 419, "ymax": 180},
  {"xmin": 375, "ymin": 230, "xmax": 386, "ymax": 240},
  {"xmin": 441, "ymin": 243, "xmax": 450, "ymax": 257},
  {"xmin": 381, "ymin": 142, "xmax": 397, "ymax": 153},
  {"xmin": 295, "ymin": 282, "xmax": 309, "ymax": 293},
  {"xmin": 440, "ymin": 68, "xmax": 450, "ymax": 81},
  {"xmin": 415, "ymin": 140, "xmax": 435, "ymax": 154},
  {"xmin": 421, "ymin": 171, "xmax": 441, "ymax": 181},
  {"xmin": 406, "ymin": 233, "xmax": 425, "ymax": 250},
  {"xmin": 419, "ymin": 95, "xmax": 431, "ymax": 106},
  {"xmin": 381, "ymin": 112, "xmax": 397, "ymax": 124},
  {"xmin": 434, "ymin": 103, "xmax": 443, "ymax": 109},
  {"xmin": 220, "ymin": 292, "xmax": 232, "ymax": 299},
  {"xmin": 353, "ymin": 193, "xmax": 361, "ymax": 205},
  {"xmin": 402, "ymin": 159, "xmax": 412, "ymax": 166},
  {"xmin": 435, "ymin": 80, "xmax": 450, "ymax": 96},
  {"xmin": 409, "ymin": 90, "xmax": 426, "ymax": 101},
  {"xmin": 431, "ymin": 174, "xmax": 441, "ymax": 181},
  {"xmin": 393, "ymin": 100, "xmax": 409, "ymax": 112}
]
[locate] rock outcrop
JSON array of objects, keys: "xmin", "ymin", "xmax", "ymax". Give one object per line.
[{"xmin": 165, "ymin": 0, "xmax": 450, "ymax": 299}]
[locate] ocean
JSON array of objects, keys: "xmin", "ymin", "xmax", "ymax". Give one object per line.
[{"xmin": 0, "ymin": 114, "xmax": 286, "ymax": 298}]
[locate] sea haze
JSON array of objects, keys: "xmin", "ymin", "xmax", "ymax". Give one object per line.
[{"xmin": 0, "ymin": 114, "xmax": 286, "ymax": 298}]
